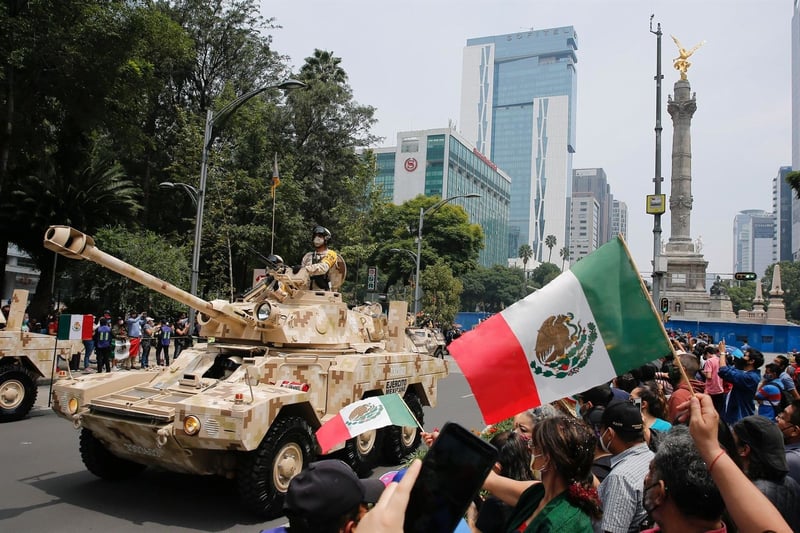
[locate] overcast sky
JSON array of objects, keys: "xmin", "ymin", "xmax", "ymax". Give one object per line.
[{"xmin": 264, "ymin": 0, "xmax": 793, "ymax": 278}]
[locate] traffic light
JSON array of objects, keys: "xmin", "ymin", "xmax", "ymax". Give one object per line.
[
  {"xmin": 734, "ymin": 272, "xmax": 758, "ymax": 281},
  {"xmin": 660, "ymin": 297, "xmax": 669, "ymax": 313}
]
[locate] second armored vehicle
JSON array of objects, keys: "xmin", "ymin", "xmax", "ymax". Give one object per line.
[
  {"xmin": 0, "ymin": 289, "xmax": 84, "ymax": 422},
  {"xmin": 44, "ymin": 226, "xmax": 448, "ymax": 518}
]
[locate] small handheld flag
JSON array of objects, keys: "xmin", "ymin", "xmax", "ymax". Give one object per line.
[{"xmin": 316, "ymin": 394, "xmax": 421, "ymax": 454}]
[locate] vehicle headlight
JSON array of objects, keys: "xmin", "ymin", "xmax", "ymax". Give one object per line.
[
  {"xmin": 255, "ymin": 302, "xmax": 272, "ymax": 321},
  {"xmin": 183, "ymin": 415, "xmax": 201, "ymax": 436},
  {"xmin": 67, "ymin": 397, "xmax": 79, "ymax": 414}
]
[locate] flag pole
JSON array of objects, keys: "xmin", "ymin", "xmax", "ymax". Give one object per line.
[{"xmin": 270, "ymin": 153, "xmax": 279, "ymax": 256}]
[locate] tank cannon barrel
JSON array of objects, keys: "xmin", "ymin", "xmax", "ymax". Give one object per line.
[{"xmin": 44, "ymin": 225, "xmax": 240, "ymax": 327}]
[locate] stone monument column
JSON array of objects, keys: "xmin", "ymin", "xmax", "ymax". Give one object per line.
[{"xmin": 666, "ymin": 79, "xmax": 697, "ymax": 253}]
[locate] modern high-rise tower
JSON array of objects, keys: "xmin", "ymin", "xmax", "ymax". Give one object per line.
[{"xmin": 460, "ymin": 27, "xmax": 578, "ymax": 261}]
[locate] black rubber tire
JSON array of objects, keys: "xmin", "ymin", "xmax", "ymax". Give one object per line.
[
  {"xmin": 341, "ymin": 427, "xmax": 384, "ymax": 477},
  {"xmin": 383, "ymin": 391, "xmax": 424, "ymax": 464},
  {"xmin": 0, "ymin": 366, "xmax": 38, "ymax": 422},
  {"xmin": 237, "ymin": 416, "xmax": 316, "ymax": 518},
  {"xmin": 79, "ymin": 428, "xmax": 147, "ymax": 480}
]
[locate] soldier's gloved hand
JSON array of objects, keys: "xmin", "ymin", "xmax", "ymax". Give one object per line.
[{"xmin": 291, "ymin": 265, "xmax": 303, "ymax": 274}]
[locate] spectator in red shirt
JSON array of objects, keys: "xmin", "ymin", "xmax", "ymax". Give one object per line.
[{"xmin": 667, "ymin": 353, "xmax": 701, "ymax": 423}]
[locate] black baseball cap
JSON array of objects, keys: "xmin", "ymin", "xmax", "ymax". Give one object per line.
[
  {"xmin": 284, "ymin": 460, "xmax": 384, "ymax": 520},
  {"xmin": 601, "ymin": 400, "xmax": 644, "ymax": 434}
]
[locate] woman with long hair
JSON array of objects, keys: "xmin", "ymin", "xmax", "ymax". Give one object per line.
[{"xmin": 483, "ymin": 416, "xmax": 601, "ymax": 532}]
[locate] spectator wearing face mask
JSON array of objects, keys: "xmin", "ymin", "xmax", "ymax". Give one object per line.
[
  {"xmin": 640, "ymin": 425, "xmax": 726, "ymax": 533},
  {"xmin": 718, "ymin": 347, "xmax": 763, "ymax": 425},
  {"xmin": 595, "ymin": 401, "xmax": 654, "ymax": 533}
]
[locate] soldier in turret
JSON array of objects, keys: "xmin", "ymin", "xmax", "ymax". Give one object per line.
[{"xmin": 294, "ymin": 226, "xmax": 340, "ymax": 291}]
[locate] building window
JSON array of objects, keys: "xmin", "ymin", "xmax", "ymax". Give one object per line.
[{"xmin": 401, "ymin": 139, "xmax": 419, "ymax": 153}]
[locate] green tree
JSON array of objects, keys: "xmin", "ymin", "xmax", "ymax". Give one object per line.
[
  {"xmin": 725, "ymin": 280, "xmax": 756, "ymax": 315},
  {"xmin": 1, "ymin": 153, "xmax": 142, "ymax": 317},
  {"xmin": 420, "ymin": 260, "xmax": 462, "ymax": 326},
  {"xmin": 545, "ymin": 234, "xmax": 557, "ymax": 263},
  {"xmin": 518, "ymin": 244, "xmax": 533, "ymax": 279},
  {"xmin": 300, "ymin": 49, "xmax": 348, "ymax": 85},
  {"xmin": 530, "ymin": 262, "xmax": 561, "ymax": 289},
  {"xmin": 765, "ymin": 262, "xmax": 800, "ymax": 322},
  {"xmin": 370, "ymin": 196, "xmax": 483, "ymax": 294},
  {"xmin": 460, "ymin": 265, "xmax": 525, "ymax": 313},
  {"xmin": 559, "ymin": 246, "xmax": 570, "ymax": 270},
  {"xmin": 0, "ymin": 0, "xmax": 190, "ymax": 284}
]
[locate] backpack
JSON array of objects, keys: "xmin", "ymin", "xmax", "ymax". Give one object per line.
[{"xmin": 768, "ymin": 380, "xmax": 793, "ymax": 415}]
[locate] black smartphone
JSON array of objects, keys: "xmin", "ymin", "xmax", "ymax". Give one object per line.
[{"xmin": 404, "ymin": 421, "xmax": 499, "ymax": 533}]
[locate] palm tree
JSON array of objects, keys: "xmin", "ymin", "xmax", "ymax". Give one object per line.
[
  {"xmin": 518, "ymin": 244, "xmax": 533, "ymax": 279},
  {"xmin": 0, "ymin": 155, "xmax": 142, "ymax": 316},
  {"xmin": 545, "ymin": 234, "xmax": 557, "ymax": 263},
  {"xmin": 300, "ymin": 49, "xmax": 348, "ymax": 85},
  {"xmin": 559, "ymin": 246, "xmax": 570, "ymax": 270}
]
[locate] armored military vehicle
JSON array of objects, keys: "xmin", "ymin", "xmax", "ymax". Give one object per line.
[
  {"xmin": 44, "ymin": 225, "xmax": 448, "ymax": 518},
  {"xmin": 0, "ymin": 289, "xmax": 84, "ymax": 422},
  {"xmin": 406, "ymin": 326, "xmax": 447, "ymax": 358}
]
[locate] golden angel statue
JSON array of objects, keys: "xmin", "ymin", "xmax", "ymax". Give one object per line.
[{"xmin": 671, "ymin": 35, "xmax": 706, "ymax": 80}]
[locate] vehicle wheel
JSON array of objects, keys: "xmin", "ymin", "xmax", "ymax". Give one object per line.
[
  {"xmin": 342, "ymin": 428, "xmax": 384, "ymax": 476},
  {"xmin": 383, "ymin": 392, "xmax": 424, "ymax": 464},
  {"xmin": 79, "ymin": 428, "xmax": 146, "ymax": 480},
  {"xmin": 0, "ymin": 366, "xmax": 38, "ymax": 422},
  {"xmin": 237, "ymin": 416, "xmax": 316, "ymax": 518}
]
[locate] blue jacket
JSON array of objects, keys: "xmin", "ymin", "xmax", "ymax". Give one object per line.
[{"xmin": 719, "ymin": 365, "xmax": 761, "ymax": 424}]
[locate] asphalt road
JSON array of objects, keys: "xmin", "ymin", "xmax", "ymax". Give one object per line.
[{"xmin": 0, "ymin": 358, "xmax": 484, "ymax": 532}]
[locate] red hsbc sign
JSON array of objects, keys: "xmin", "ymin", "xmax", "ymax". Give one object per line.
[
  {"xmin": 472, "ymin": 148, "xmax": 497, "ymax": 171},
  {"xmin": 404, "ymin": 158, "xmax": 418, "ymax": 172}
]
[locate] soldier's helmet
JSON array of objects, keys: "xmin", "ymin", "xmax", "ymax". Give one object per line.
[{"xmin": 312, "ymin": 226, "xmax": 331, "ymax": 244}]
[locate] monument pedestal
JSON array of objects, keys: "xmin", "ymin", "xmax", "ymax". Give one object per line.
[{"xmin": 662, "ymin": 250, "xmax": 712, "ymax": 320}]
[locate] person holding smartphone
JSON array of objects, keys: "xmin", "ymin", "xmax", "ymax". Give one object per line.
[{"xmin": 483, "ymin": 416, "xmax": 601, "ymax": 532}]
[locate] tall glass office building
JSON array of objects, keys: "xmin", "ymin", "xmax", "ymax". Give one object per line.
[
  {"xmin": 372, "ymin": 128, "xmax": 511, "ymax": 267},
  {"xmin": 460, "ymin": 27, "xmax": 578, "ymax": 261}
]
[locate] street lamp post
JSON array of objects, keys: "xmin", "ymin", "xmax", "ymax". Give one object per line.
[
  {"xmin": 413, "ymin": 193, "xmax": 480, "ymax": 323},
  {"xmin": 650, "ymin": 17, "xmax": 665, "ymax": 309},
  {"xmin": 159, "ymin": 182, "xmax": 198, "ymax": 207},
  {"xmin": 189, "ymin": 78, "xmax": 306, "ymax": 334},
  {"xmin": 389, "ymin": 247, "xmax": 418, "ymax": 303}
]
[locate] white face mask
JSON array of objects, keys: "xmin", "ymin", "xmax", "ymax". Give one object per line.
[
  {"xmin": 529, "ymin": 444, "xmax": 549, "ymax": 480},
  {"xmin": 599, "ymin": 428, "xmax": 612, "ymax": 453},
  {"xmin": 313, "ymin": 236, "xmax": 325, "ymax": 247}
]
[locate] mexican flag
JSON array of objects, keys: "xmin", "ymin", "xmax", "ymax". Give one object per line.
[
  {"xmin": 316, "ymin": 394, "xmax": 420, "ymax": 454},
  {"xmin": 57, "ymin": 314, "xmax": 94, "ymax": 341},
  {"xmin": 113, "ymin": 340, "xmax": 131, "ymax": 360},
  {"xmin": 449, "ymin": 236, "xmax": 673, "ymax": 424}
]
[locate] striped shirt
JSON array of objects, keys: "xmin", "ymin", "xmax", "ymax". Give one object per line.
[{"xmin": 596, "ymin": 442, "xmax": 654, "ymax": 533}]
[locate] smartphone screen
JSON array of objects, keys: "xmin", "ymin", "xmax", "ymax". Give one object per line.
[{"xmin": 403, "ymin": 421, "xmax": 499, "ymax": 533}]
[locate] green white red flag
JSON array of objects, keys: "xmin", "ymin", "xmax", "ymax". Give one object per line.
[
  {"xmin": 449, "ymin": 236, "xmax": 672, "ymax": 424},
  {"xmin": 316, "ymin": 394, "xmax": 420, "ymax": 454},
  {"xmin": 56, "ymin": 314, "xmax": 94, "ymax": 341},
  {"xmin": 113, "ymin": 340, "xmax": 131, "ymax": 361}
]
